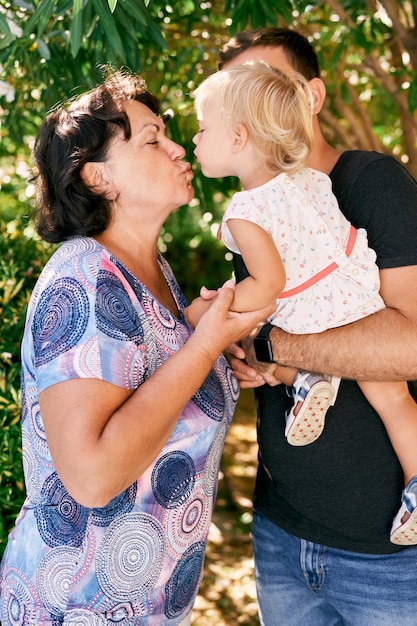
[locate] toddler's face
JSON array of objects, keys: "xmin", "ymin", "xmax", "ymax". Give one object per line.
[{"xmin": 192, "ymin": 101, "xmax": 236, "ymax": 179}]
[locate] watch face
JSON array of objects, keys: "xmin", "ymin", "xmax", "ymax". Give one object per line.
[{"xmin": 254, "ymin": 337, "xmax": 274, "ymax": 363}]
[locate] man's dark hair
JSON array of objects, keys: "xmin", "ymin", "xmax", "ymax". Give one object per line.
[{"xmin": 218, "ymin": 27, "xmax": 320, "ymax": 80}]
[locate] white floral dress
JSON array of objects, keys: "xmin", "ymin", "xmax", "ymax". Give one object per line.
[{"xmin": 222, "ymin": 167, "xmax": 385, "ymax": 334}]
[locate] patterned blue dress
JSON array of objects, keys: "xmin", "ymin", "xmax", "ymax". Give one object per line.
[{"xmin": 0, "ymin": 237, "xmax": 239, "ymax": 625}]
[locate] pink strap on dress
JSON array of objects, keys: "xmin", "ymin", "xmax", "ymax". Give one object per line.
[{"xmin": 279, "ymin": 225, "xmax": 358, "ymax": 299}]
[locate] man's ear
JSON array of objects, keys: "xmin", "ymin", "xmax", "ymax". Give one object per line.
[
  {"xmin": 308, "ymin": 77, "xmax": 326, "ymax": 115},
  {"xmin": 232, "ymin": 122, "xmax": 249, "ymax": 153},
  {"xmin": 80, "ymin": 162, "xmax": 111, "ymax": 196}
]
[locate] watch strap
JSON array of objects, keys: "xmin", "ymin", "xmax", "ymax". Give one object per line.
[{"xmin": 256, "ymin": 322, "xmax": 274, "ymax": 340}]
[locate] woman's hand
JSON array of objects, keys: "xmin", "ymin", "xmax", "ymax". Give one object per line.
[
  {"xmin": 190, "ymin": 280, "xmax": 275, "ymax": 363},
  {"xmin": 196, "ymin": 282, "xmax": 279, "ymax": 387}
]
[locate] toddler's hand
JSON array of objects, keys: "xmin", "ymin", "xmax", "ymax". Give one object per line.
[{"xmin": 184, "ymin": 296, "xmax": 213, "ymax": 329}]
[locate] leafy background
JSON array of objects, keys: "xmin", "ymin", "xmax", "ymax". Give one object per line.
[{"xmin": 0, "ymin": 1, "xmax": 416, "ymax": 622}]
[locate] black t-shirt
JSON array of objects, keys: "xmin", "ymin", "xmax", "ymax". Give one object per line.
[{"xmin": 234, "ymin": 151, "xmax": 417, "ymax": 554}]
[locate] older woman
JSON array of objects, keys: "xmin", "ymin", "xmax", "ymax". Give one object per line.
[{"xmin": 0, "ymin": 70, "xmax": 273, "ymax": 626}]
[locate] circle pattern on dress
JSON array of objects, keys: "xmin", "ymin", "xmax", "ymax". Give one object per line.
[
  {"xmin": 164, "ymin": 481, "xmax": 211, "ymax": 557},
  {"xmin": 62, "ymin": 609, "xmax": 106, "ymax": 625},
  {"xmin": 34, "ymin": 472, "xmax": 89, "ymax": 548},
  {"xmin": 21, "ymin": 429, "xmax": 40, "ymax": 501},
  {"xmin": 99, "ymin": 600, "xmax": 145, "ymax": 624},
  {"xmin": 164, "ymin": 542, "xmax": 205, "ymax": 619},
  {"xmin": 96, "ymin": 513, "xmax": 165, "ymax": 601},
  {"xmin": 23, "ymin": 380, "xmax": 50, "ymax": 463},
  {"xmin": 95, "ymin": 270, "xmax": 144, "ymax": 345},
  {"xmin": 203, "ymin": 419, "xmax": 228, "ymax": 496},
  {"xmin": 32, "ymin": 277, "xmax": 89, "ymax": 366},
  {"xmin": 36, "ymin": 546, "xmax": 79, "ymax": 615},
  {"xmin": 225, "ymin": 360, "xmax": 240, "ymax": 404},
  {"xmin": 151, "ymin": 451, "xmax": 196, "ymax": 509},
  {"xmin": 192, "ymin": 370, "xmax": 225, "ymax": 422},
  {"xmin": 152, "ymin": 297, "xmax": 176, "ymax": 329},
  {"xmin": 91, "ymin": 483, "xmax": 137, "ymax": 527},
  {"xmin": 0, "ymin": 566, "xmax": 40, "ymax": 626}
]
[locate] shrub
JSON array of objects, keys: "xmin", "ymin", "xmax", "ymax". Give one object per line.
[{"xmin": 0, "ymin": 218, "xmax": 53, "ymax": 557}]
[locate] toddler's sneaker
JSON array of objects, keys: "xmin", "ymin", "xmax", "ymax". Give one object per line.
[
  {"xmin": 285, "ymin": 371, "xmax": 336, "ymax": 446},
  {"xmin": 390, "ymin": 476, "xmax": 417, "ymax": 545}
]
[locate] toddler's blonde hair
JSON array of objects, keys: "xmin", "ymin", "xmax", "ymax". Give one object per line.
[{"xmin": 193, "ymin": 61, "xmax": 314, "ymax": 175}]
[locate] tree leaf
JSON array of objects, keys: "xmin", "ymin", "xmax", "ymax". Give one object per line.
[
  {"xmin": 120, "ymin": 0, "xmax": 148, "ymax": 26},
  {"xmin": 107, "ymin": 0, "xmax": 118, "ymax": 13},
  {"xmin": 0, "ymin": 12, "xmax": 12, "ymax": 38},
  {"xmin": 35, "ymin": 38, "xmax": 51, "ymax": 60},
  {"xmin": 119, "ymin": 0, "xmax": 166, "ymax": 48},
  {"xmin": 141, "ymin": 19, "xmax": 166, "ymax": 49},
  {"xmin": 92, "ymin": 0, "xmax": 126, "ymax": 62},
  {"xmin": 0, "ymin": 13, "xmax": 14, "ymax": 50},
  {"xmin": 70, "ymin": 0, "xmax": 83, "ymax": 58},
  {"xmin": 23, "ymin": 0, "xmax": 56, "ymax": 38}
]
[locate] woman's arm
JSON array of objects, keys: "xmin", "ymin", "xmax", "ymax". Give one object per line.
[{"xmin": 40, "ymin": 281, "xmax": 275, "ymax": 508}]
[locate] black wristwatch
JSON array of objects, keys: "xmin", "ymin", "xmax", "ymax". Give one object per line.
[{"xmin": 254, "ymin": 322, "xmax": 275, "ymax": 363}]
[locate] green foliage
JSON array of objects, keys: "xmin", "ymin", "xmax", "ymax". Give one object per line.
[
  {"xmin": 162, "ymin": 203, "xmax": 232, "ymax": 301},
  {"xmin": 225, "ymin": 0, "xmax": 292, "ymax": 30},
  {"xmin": 0, "ymin": 218, "xmax": 53, "ymax": 556},
  {"xmin": 0, "ymin": 0, "xmax": 166, "ymax": 145}
]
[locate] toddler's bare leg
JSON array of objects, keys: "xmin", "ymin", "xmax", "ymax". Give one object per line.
[{"xmin": 359, "ymin": 380, "xmax": 417, "ymax": 484}]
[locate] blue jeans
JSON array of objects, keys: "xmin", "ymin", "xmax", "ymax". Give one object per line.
[{"xmin": 252, "ymin": 511, "xmax": 417, "ymax": 625}]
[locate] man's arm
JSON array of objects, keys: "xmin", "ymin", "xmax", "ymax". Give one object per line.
[
  {"xmin": 231, "ymin": 153, "xmax": 417, "ymax": 385},
  {"xmin": 243, "ymin": 264, "xmax": 417, "ymax": 382}
]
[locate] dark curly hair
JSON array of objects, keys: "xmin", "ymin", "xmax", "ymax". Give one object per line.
[
  {"xmin": 218, "ymin": 27, "xmax": 320, "ymax": 80},
  {"xmin": 33, "ymin": 69, "xmax": 161, "ymax": 243}
]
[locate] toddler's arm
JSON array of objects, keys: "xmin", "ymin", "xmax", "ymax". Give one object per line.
[
  {"xmin": 186, "ymin": 219, "xmax": 284, "ymax": 328},
  {"xmin": 185, "ymin": 290, "xmax": 214, "ymax": 328},
  {"xmin": 227, "ymin": 218, "xmax": 286, "ymax": 312}
]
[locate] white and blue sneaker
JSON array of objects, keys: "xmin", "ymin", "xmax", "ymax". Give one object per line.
[
  {"xmin": 391, "ymin": 476, "xmax": 417, "ymax": 545},
  {"xmin": 285, "ymin": 371, "xmax": 337, "ymax": 446}
]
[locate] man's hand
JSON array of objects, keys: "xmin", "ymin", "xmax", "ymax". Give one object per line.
[
  {"xmin": 224, "ymin": 342, "xmax": 266, "ymax": 389},
  {"xmin": 223, "ymin": 337, "xmax": 283, "ymax": 389}
]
